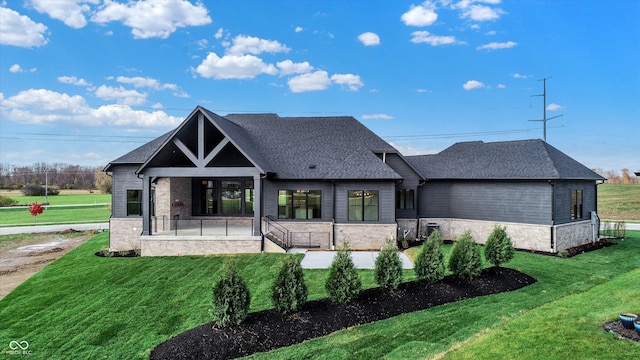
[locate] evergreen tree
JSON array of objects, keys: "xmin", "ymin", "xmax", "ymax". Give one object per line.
[
  {"xmin": 448, "ymin": 230, "xmax": 482, "ymax": 280},
  {"xmin": 414, "ymin": 229, "xmax": 445, "ymax": 283},
  {"xmin": 325, "ymin": 241, "xmax": 362, "ymax": 303},
  {"xmin": 212, "ymin": 262, "xmax": 251, "ymax": 327},
  {"xmin": 271, "ymin": 256, "xmax": 308, "ymax": 314},
  {"xmin": 484, "ymin": 225, "xmax": 515, "ymax": 267},
  {"xmin": 374, "ymin": 238, "xmax": 403, "ymax": 290}
]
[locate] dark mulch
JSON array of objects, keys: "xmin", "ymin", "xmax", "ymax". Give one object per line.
[
  {"xmin": 603, "ymin": 320, "xmax": 640, "ymax": 343},
  {"xmin": 94, "ymin": 249, "xmax": 140, "ymax": 258},
  {"xmin": 150, "ymin": 267, "xmax": 536, "ymax": 360}
]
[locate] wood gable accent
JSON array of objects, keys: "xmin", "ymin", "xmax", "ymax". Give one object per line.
[{"xmin": 141, "ymin": 110, "xmax": 256, "ymax": 171}]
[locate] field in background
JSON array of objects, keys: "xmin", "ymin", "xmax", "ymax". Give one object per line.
[{"xmin": 597, "ymin": 184, "xmax": 640, "ymax": 221}]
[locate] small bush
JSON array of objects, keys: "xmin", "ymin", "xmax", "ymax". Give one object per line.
[
  {"xmin": 448, "ymin": 230, "xmax": 482, "ymax": 280},
  {"xmin": 0, "ymin": 195, "xmax": 17, "ymax": 207},
  {"xmin": 271, "ymin": 257, "xmax": 308, "ymax": 314},
  {"xmin": 212, "ymin": 262, "xmax": 251, "ymax": 327},
  {"xmin": 484, "ymin": 225, "xmax": 515, "ymax": 267},
  {"xmin": 414, "ymin": 229, "xmax": 445, "ymax": 283},
  {"xmin": 325, "ymin": 241, "xmax": 362, "ymax": 304},
  {"xmin": 374, "ymin": 238, "xmax": 403, "ymax": 290},
  {"xmin": 21, "ymin": 183, "xmax": 59, "ymax": 197}
]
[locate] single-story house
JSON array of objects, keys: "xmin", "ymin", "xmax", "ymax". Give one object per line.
[{"xmin": 105, "ymin": 106, "xmax": 605, "ymax": 256}]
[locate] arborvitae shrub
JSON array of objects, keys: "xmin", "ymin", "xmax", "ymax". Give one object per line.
[
  {"xmin": 0, "ymin": 195, "xmax": 17, "ymax": 207},
  {"xmin": 484, "ymin": 225, "xmax": 515, "ymax": 267},
  {"xmin": 211, "ymin": 262, "xmax": 251, "ymax": 327},
  {"xmin": 414, "ymin": 229, "xmax": 445, "ymax": 283},
  {"xmin": 374, "ymin": 238, "xmax": 403, "ymax": 290},
  {"xmin": 448, "ymin": 230, "xmax": 482, "ymax": 280},
  {"xmin": 271, "ymin": 256, "xmax": 308, "ymax": 314},
  {"xmin": 325, "ymin": 241, "xmax": 362, "ymax": 303}
]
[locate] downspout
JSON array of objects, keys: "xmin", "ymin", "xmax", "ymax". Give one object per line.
[
  {"xmin": 549, "ymin": 180, "xmax": 556, "ymax": 253},
  {"xmin": 332, "ymin": 180, "xmax": 336, "ymax": 250}
]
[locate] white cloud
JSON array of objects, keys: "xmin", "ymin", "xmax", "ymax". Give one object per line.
[
  {"xmin": 0, "ymin": 89, "xmax": 181, "ymax": 127},
  {"xmin": 29, "ymin": 0, "xmax": 97, "ymax": 28},
  {"xmin": 513, "ymin": 73, "xmax": 531, "ymax": 79},
  {"xmin": 226, "ymin": 34, "xmax": 290, "ymax": 56},
  {"xmin": 358, "ymin": 32, "xmax": 381, "ymax": 46},
  {"xmin": 215, "ymin": 28, "xmax": 224, "ymax": 39},
  {"xmin": 401, "ymin": 1, "xmax": 438, "ymax": 26},
  {"xmin": 91, "ymin": 0, "xmax": 212, "ymax": 39},
  {"xmin": 497, "ymin": 83, "xmax": 507, "ymax": 89},
  {"xmin": 58, "ymin": 76, "xmax": 90, "ymax": 86},
  {"xmin": 287, "ymin": 71, "xmax": 332, "ymax": 93},
  {"xmin": 416, "ymin": 88, "xmax": 432, "ymax": 93},
  {"xmin": 194, "ymin": 52, "xmax": 278, "ymax": 80},
  {"xmin": 295, "ymin": 26, "xmax": 303, "ymax": 33},
  {"xmin": 94, "ymin": 85, "xmax": 147, "ymax": 105},
  {"xmin": 486, "ymin": 30, "xmax": 497, "ymax": 35},
  {"xmin": 331, "ymin": 74, "xmax": 364, "ymax": 91},
  {"xmin": 361, "ymin": 113, "xmax": 394, "ymax": 120},
  {"xmin": 410, "ymin": 31, "xmax": 458, "ymax": 45},
  {"xmin": 461, "ymin": 4, "xmax": 505, "ymax": 21},
  {"xmin": 0, "ymin": 7, "xmax": 48, "ymax": 47},
  {"xmin": 546, "ymin": 103, "xmax": 563, "ymax": 111},
  {"xmin": 276, "ymin": 60, "xmax": 314, "ymax": 76},
  {"xmin": 9, "ymin": 64, "xmax": 37, "ymax": 73},
  {"xmin": 463, "ymin": 80, "xmax": 485, "ymax": 90},
  {"xmin": 477, "ymin": 41, "xmax": 517, "ymax": 50}
]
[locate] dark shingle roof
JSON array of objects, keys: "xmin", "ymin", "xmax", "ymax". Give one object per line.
[
  {"xmin": 103, "ymin": 130, "xmax": 174, "ymax": 171},
  {"xmin": 407, "ymin": 139, "xmax": 605, "ymax": 180}
]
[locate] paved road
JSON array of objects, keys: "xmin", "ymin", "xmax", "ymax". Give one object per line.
[{"xmin": 0, "ymin": 223, "xmax": 109, "ymax": 236}]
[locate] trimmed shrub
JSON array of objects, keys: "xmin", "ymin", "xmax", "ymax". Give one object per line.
[
  {"xmin": 414, "ymin": 229, "xmax": 445, "ymax": 283},
  {"xmin": 0, "ymin": 195, "xmax": 17, "ymax": 207},
  {"xmin": 484, "ymin": 225, "xmax": 515, "ymax": 267},
  {"xmin": 271, "ymin": 257, "xmax": 308, "ymax": 314},
  {"xmin": 212, "ymin": 262, "xmax": 251, "ymax": 327},
  {"xmin": 374, "ymin": 238, "xmax": 403, "ymax": 290},
  {"xmin": 448, "ymin": 230, "xmax": 482, "ymax": 280},
  {"xmin": 21, "ymin": 183, "xmax": 59, "ymax": 197},
  {"xmin": 325, "ymin": 241, "xmax": 362, "ymax": 304}
]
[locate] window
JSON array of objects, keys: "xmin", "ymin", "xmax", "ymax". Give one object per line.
[
  {"xmin": 278, "ymin": 190, "xmax": 322, "ymax": 219},
  {"xmin": 126, "ymin": 190, "xmax": 142, "ymax": 216},
  {"xmin": 195, "ymin": 179, "xmax": 253, "ymax": 216},
  {"xmin": 571, "ymin": 189, "xmax": 583, "ymax": 220},
  {"xmin": 396, "ymin": 189, "xmax": 414, "ymax": 210},
  {"xmin": 348, "ymin": 190, "xmax": 379, "ymax": 221}
]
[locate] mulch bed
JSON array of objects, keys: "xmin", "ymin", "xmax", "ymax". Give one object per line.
[
  {"xmin": 603, "ymin": 320, "xmax": 640, "ymax": 343},
  {"xmin": 150, "ymin": 267, "xmax": 536, "ymax": 360}
]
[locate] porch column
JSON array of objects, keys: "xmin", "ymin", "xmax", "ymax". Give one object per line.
[
  {"xmin": 142, "ymin": 174, "xmax": 152, "ymax": 236},
  {"xmin": 253, "ymin": 174, "xmax": 261, "ymax": 236}
]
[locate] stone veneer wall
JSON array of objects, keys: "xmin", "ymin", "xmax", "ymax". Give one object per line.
[
  {"xmin": 419, "ymin": 218, "xmax": 553, "ymax": 253},
  {"xmin": 333, "ymin": 223, "xmax": 397, "ymax": 250},
  {"xmin": 263, "ymin": 221, "xmax": 334, "ymax": 249},
  {"xmin": 153, "ymin": 177, "xmax": 192, "ymax": 230},
  {"xmin": 554, "ymin": 220, "xmax": 594, "ymax": 252},
  {"xmin": 397, "ymin": 219, "xmax": 419, "ymax": 241},
  {"xmin": 140, "ymin": 236, "xmax": 262, "ymax": 256},
  {"xmin": 109, "ymin": 218, "xmax": 143, "ymax": 250}
]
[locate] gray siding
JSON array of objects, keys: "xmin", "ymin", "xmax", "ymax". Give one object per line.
[
  {"xmin": 334, "ymin": 181, "xmax": 396, "ymax": 223},
  {"xmin": 385, "ymin": 153, "xmax": 421, "ymax": 219},
  {"xmin": 552, "ymin": 180, "xmax": 598, "ymax": 225},
  {"xmin": 420, "ymin": 180, "xmax": 553, "ymax": 225},
  {"xmin": 110, "ymin": 165, "xmax": 144, "ymax": 218}
]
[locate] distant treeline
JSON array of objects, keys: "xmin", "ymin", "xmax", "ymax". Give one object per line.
[
  {"xmin": 0, "ymin": 163, "xmax": 105, "ymax": 190},
  {"xmin": 592, "ymin": 168, "xmax": 639, "ymax": 184}
]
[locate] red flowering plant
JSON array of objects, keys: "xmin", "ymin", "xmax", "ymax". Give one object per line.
[{"xmin": 28, "ymin": 202, "xmax": 45, "ymax": 224}]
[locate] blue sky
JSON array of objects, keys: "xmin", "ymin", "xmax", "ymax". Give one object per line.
[{"xmin": 1, "ymin": 0, "xmax": 638, "ymax": 172}]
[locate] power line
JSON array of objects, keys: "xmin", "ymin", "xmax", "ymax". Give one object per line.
[{"xmin": 383, "ymin": 125, "xmax": 564, "ymax": 142}]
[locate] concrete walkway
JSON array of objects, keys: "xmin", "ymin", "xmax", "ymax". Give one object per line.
[
  {"xmin": 290, "ymin": 249, "xmax": 414, "ymax": 269},
  {"xmin": 0, "ymin": 223, "xmax": 109, "ymax": 236}
]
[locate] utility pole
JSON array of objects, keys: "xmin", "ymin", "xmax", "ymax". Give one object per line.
[{"xmin": 529, "ymin": 77, "xmax": 563, "ymax": 142}]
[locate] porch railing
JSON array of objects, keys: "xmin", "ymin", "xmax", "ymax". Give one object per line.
[
  {"xmin": 151, "ymin": 216, "xmax": 254, "ymax": 236},
  {"xmin": 263, "ymin": 215, "xmax": 329, "ymax": 249}
]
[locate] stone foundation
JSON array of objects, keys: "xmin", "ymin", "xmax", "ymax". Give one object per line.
[
  {"xmin": 397, "ymin": 219, "xmax": 418, "ymax": 241},
  {"xmin": 140, "ymin": 236, "xmax": 262, "ymax": 256},
  {"xmin": 109, "ymin": 217, "xmax": 143, "ymax": 251},
  {"xmin": 334, "ymin": 223, "xmax": 397, "ymax": 250},
  {"xmin": 554, "ymin": 220, "xmax": 594, "ymax": 252}
]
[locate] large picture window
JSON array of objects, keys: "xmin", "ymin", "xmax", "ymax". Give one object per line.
[
  {"xmin": 195, "ymin": 179, "xmax": 253, "ymax": 216},
  {"xmin": 571, "ymin": 189, "xmax": 583, "ymax": 220},
  {"xmin": 348, "ymin": 190, "xmax": 379, "ymax": 221},
  {"xmin": 396, "ymin": 189, "xmax": 414, "ymax": 210},
  {"xmin": 126, "ymin": 189, "xmax": 142, "ymax": 216},
  {"xmin": 278, "ymin": 190, "xmax": 322, "ymax": 219}
]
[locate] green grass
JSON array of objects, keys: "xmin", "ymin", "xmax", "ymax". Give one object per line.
[
  {"xmin": 1, "ymin": 232, "xmax": 639, "ymax": 359},
  {"xmin": 598, "ymin": 183, "xmax": 640, "ymax": 221},
  {"xmin": 0, "ymin": 192, "xmax": 111, "ymax": 206},
  {"xmin": 0, "ymin": 205, "xmax": 111, "ymax": 226}
]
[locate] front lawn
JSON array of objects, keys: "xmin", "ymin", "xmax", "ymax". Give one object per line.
[{"xmin": 1, "ymin": 232, "xmax": 639, "ymax": 359}]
